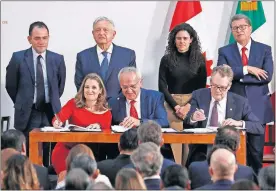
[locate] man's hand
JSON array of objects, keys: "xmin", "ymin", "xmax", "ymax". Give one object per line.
[
  {"xmin": 191, "ymin": 109, "xmax": 206, "ymax": 122},
  {"xmin": 221, "ymin": 118, "xmax": 243, "ymax": 127},
  {"xmin": 175, "ymin": 104, "xmax": 191, "ymax": 119},
  {"xmin": 247, "ymin": 66, "xmax": 268, "ymax": 81},
  {"xmin": 119, "ymin": 116, "xmax": 140, "ymax": 128}
]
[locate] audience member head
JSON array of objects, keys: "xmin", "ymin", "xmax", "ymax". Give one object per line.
[
  {"xmin": 161, "ymin": 164, "xmax": 190, "ymax": 190},
  {"xmin": 208, "ymin": 147, "xmax": 237, "ymax": 182},
  {"xmin": 1, "ymin": 148, "xmax": 19, "ymax": 171},
  {"xmin": 214, "ymin": 126, "xmax": 240, "ymax": 152},
  {"xmin": 69, "ymin": 154, "xmax": 99, "ymax": 180},
  {"xmin": 137, "ymin": 120, "xmax": 164, "ymax": 147},
  {"xmin": 210, "ymin": 65, "xmax": 233, "ymax": 101},
  {"xmin": 66, "ymin": 144, "xmax": 95, "ymax": 171},
  {"xmin": 86, "ymin": 182, "xmax": 114, "ymax": 190},
  {"xmin": 92, "ymin": 16, "xmax": 116, "ymax": 49},
  {"xmin": 230, "ymin": 14, "xmax": 252, "ymax": 46},
  {"xmin": 258, "ymin": 165, "xmax": 275, "ymax": 190},
  {"xmin": 75, "ymin": 73, "xmax": 108, "ymax": 111},
  {"xmin": 118, "ymin": 128, "xmax": 138, "ymax": 153},
  {"xmin": 1, "ymin": 129, "xmax": 26, "ymax": 155},
  {"xmin": 115, "ymin": 168, "xmax": 146, "ymax": 190},
  {"xmin": 131, "ymin": 142, "xmax": 163, "ymax": 178},
  {"xmin": 118, "ymin": 67, "xmax": 142, "ymax": 101},
  {"xmin": 65, "ymin": 168, "xmax": 91, "ymax": 190},
  {"xmin": 166, "ymin": 22, "xmax": 204, "ymax": 73},
  {"xmin": 28, "ymin": 21, "xmax": 49, "ymax": 54},
  {"xmin": 231, "ymin": 179, "xmax": 259, "ymax": 190},
  {"xmin": 2, "ymin": 154, "xmax": 40, "ymax": 190}
]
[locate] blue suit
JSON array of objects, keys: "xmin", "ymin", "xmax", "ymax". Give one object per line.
[
  {"xmin": 109, "ymin": 88, "xmax": 169, "ymax": 128},
  {"xmin": 184, "ymin": 88, "xmax": 263, "ymax": 167},
  {"xmin": 74, "ymin": 44, "xmax": 136, "ymax": 99},
  {"xmin": 188, "ymin": 160, "xmax": 257, "ymax": 189},
  {"xmin": 195, "ymin": 179, "xmax": 233, "ymax": 190},
  {"xmin": 144, "ymin": 179, "xmax": 161, "ymax": 190},
  {"xmin": 217, "ymin": 39, "xmax": 273, "ymax": 173}
]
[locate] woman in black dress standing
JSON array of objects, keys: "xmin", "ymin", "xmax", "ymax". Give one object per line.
[{"xmin": 159, "ymin": 23, "xmax": 207, "ymax": 165}]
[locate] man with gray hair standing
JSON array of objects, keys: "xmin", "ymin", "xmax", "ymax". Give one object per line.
[
  {"xmin": 131, "ymin": 142, "xmax": 164, "ymax": 190},
  {"xmin": 74, "ymin": 16, "xmax": 136, "ymax": 99}
]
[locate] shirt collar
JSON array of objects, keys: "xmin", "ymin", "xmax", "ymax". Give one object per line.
[
  {"xmin": 32, "ymin": 47, "xmax": 46, "ymax": 60},
  {"xmin": 237, "ymin": 38, "xmax": 251, "ymax": 51},
  {"xmin": 96, "ymin": 43, "xmax": 113, "ymax": 55},
  {"xmin": 143, "ymin": 174, "xmax": 160, "ymax": 180},
  {"xmin": 126, "ymin": 91, "xmax": 141, "ymax": 105},
  {"xmin": 211, "ymin": 93, "xmax": 227, "ymax": 106}
]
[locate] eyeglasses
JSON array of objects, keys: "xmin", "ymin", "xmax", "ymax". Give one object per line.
[
  {"xmin": 231, "ymin": 25, "xmax": 249, "ymax": 31},
  {"xmin": 121, "ymin": 80, "xmax": 141, "ymax": 90},
  {"xmin": 210, "ymin": 84, "xmax": 229, "ymax": 92}
]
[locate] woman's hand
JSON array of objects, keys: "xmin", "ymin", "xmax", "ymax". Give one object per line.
[
  {"xmin": 87, "ymin": 123, "xmax": 101, "ymax": 129},
  {"xmin": 53, "ymin": 119, "xmax": 63, "ymax": 129},
  {"xmin": 175, "ymin": 104, "xmax": 191, "ymax": 119}
]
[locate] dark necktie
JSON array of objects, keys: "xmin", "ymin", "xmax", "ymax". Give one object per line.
[
  {"xmin": 100, "ymin": 51, "xmax": 109, "ymax": 81},
  {"xmin": 35, "ymin": 55, "xmax": 46, "ymax": 110},
  {"xmin": 130, "ymin": 100, "xmax": 138, "ymax": 119},
  {"xmin": 241, "ymin": 47, "xmax": 248, "ymax": 66},
  {"xmin": 209, "ymin": 101, "xmax": 218, "ymax": 127}
]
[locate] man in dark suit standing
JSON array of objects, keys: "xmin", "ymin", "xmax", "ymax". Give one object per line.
[
  {"xmin": 188, "ymin": 126, "xmax": 257, "ymax": 189},
  {"xmin": 74, "ymin": 16, "xmax": 136, "ymax": 99},
  {"xmin": 97, "ymin": 128, "xmax": 138, "ymax": 186},
  {"xmin": 217, "ymin": 14, "xmax": 274, "ymax": 173},
  {"xmin": 184, "ymin": 65, "xmax": 263, "ymax": 166},
  {"xmin": 5, "ymin": 21, "xmax": 66, "ymax": 166}
]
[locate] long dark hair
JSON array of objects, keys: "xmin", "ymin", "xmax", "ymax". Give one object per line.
[{"xmin": 165, "ymin": 23, "xmax": 205, "ymax": 73}]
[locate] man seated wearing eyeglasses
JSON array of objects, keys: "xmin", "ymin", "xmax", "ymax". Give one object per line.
[
  {"xmin": 108, "ymin": 67, "xmax": 174, "ymax": 160},
  {"xmin": 217, "ymin": 14, "xmax": 274, "ymax": 174},
  {"xmin": 183, "ymin": 65, "xmax": 263, "ymax": 167}
]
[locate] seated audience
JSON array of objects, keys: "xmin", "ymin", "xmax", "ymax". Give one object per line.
[
  {"xmin": 86, "ymin": 182, "xmax": 114, "ymax": 190},
  {"xmin": 131, "ymin": 142, "xmax": 163, "ymax": 190},
  {"xmin": 65, "ymin": 168, "xmax": 91, "ymax": 190},
  {"xmin": 2, "ymin": 154, "xmax": 40, "ymax": 190},
  {"xmin": 56, "ymin": 144, "xmax": 111, "ymax": 189},
  {"xmin": 258, "ymin": 165, "xmax": 275, "ymax": 190},
  {"xmin": 115, "ymin": 168, "xmax": 146, "ymax": 190},
  {"xmin": 161, "ymin": 164, "xmax": 190, "ymax": 190},
  {"xmin": 125, "ymin": 120, "xmax": 175, "ymax": 174},
  {"xmin": 196, "ymin": 145, "xmax": 237, "ymax": 190},
  {"xmin": 1, "ymin": 129, "xmax": 50, "ymax": 190},
  {"xmin": 97, "ymin": 128, "xmax": 138, "ymax": 186},
  {"xmin": 109, "ymin": 67, "xmax": 174, "ymax": 160},
  {"xmin": 51, "ymin": 73, "xmax": 112, "ymax": 174},
  {"xmin": 189, "ymin": 126, "xmax": 256, "ymax": 189},
  {"xmin": 231, "ymin": 179, "xmax": 259, "ymax": 190}
]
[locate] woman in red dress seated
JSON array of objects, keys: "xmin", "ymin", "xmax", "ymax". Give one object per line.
[{"xmin": 51, "ymin": 73, "xmax": 112, "ymax": 175}]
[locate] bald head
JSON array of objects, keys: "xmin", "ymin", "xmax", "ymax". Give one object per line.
[
  {"xmin": 209, "ymin": 148, "xmax": 237, "ymax": 180},
  {"xmin": 1, "ymin": 148, "xmax": 20, "ymax": 171}
]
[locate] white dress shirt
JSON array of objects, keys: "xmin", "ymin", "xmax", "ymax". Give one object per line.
[
  {"xmin": 237, "ymin": 39, "xmax": 251, "ymax": 76},
  {"xmin": 206, "ymin": 96, "xmax": 227, "ymax": 127},
  {"xmin": 96, "ymin": 44, "xmax": 113, "ymax": 66},
  {"xmin": 126, "ymin": 92, "xmax": 141, "ymax": 119}
]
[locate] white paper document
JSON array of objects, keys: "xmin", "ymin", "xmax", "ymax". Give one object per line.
[
  {"xmin": 41, "ymin": 126, "xmax": 70, "ymax": 132},
  {"xmin": 111, "ymin": 125, "xmax": 131, "ymax": 133},
  {"xmin": 162, "ymin": 128, "xmax": 178, "ymax": 133},
  {"xmin": 182, "ymin": 128, "xmax": 217, "ymax": 133},
  {"xmin": 41, "ymin": 124, "xmax": 102, "ymax": 132}
]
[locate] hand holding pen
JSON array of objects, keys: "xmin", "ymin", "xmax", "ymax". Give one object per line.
[
  {"xmin": 191, "ymin": 108, "xmax": 207, "ymax": 122},
  {"xmin": 53, "ymin": 114, "xmax": 63, "ymax": 129}
]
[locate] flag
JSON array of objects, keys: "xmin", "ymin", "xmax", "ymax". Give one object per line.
[
  {"xmin": 170, "ymin": 1, "xmax": 214, "ymax": 86},
  {"xmin": 229, "ymin": 1, "xmax": 266, "ymax": 43}
]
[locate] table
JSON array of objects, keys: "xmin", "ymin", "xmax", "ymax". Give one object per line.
[{"xmin": 29, "ymin": 128, "xmax": 246, "ymax": 165}]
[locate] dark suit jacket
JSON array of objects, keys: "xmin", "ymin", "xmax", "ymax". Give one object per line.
[
  {"xmin": 5, "ymin": 48, "xmax": 66, "ymax": 131},
  {"xmin": 217, "ymin": 39, "xmax": 274, "ymax": 124},
  {"xmin": 144, "ymin": 178, "xmax": 161, "ymax": 190},
  {"xmin": 188, "ymin": 160, "xmax": 257, "ymax": 189},
  {"xmin": 97, "ymin": 154, "xmax": 131, "ymax": 186},
  {"xmin": 74, "ymin": 44, "xmax": 136, "ymax": 99},
  {"xmin": 34, "ymin": 164, "xmax": 50, "ymax": 190},
  {"xmin": 196, "ymin": 179, "xmax": 233, "ymax": 190},
  {"xmin": 109, "ymin": 88, "xmax": 169, "ymax": 128}
]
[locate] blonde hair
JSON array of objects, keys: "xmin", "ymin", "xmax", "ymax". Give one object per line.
[
  {"xmin": 115, "ymin": 168, "xmax": 146, "ymax": 190},
  {"xmin": 75, "ymin": 73, "xmax": 108, "ymax": 111}
]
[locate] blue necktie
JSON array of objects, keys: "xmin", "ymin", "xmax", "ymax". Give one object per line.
[{"xmin": 100, "ymin": 51, "xmax": 109, "ymax": 81}]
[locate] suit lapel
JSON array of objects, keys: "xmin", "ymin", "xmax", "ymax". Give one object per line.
[
  {"xmin": 226, "ymin": 93, "xmax": 235, "ymax": 119},
  {"xmin": 201, "ymin": 89, "xmax": 212, "ymax": 128},
  {"xmin": 25, "ymin": 48, "xmax": 35, "ymax": 84},
  {"xmin": 106, "ymin": 43, "xmax": 117, "ymax": 82},
  {"xmin": 248, "ymin": 39, "xmax": 257, "ymax": 66},
  {"xmin": 118, "ymin": 95, "xmax": 127, "ymax": 120},
  {"xmin": 140, "ymin": 89, "xmax": 147, "ymax": 119},
  {"xmin": 46, "ymin": 50, "xmax": 53, "ymax": 88},
  {"xmin": 232, "ymin": 43, "xmax": 243, "ymax": 66},
  {"xmin": 90, "ymin": 46, "xmax": 101, "ymax": 72}
]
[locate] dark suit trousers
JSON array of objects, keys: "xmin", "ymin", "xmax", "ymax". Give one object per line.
[
  {"xmin": 247, "ymin": 124, "xmax": 265, "ymax": 174},
  {"xmin": 24, "ymin": 103, "xmax": 54, "ymax": 167}
]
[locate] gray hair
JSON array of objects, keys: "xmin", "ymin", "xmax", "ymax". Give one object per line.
[
  {"xmin": 93, "ymin": 16, "xmax": 115, "ymax": 30},
  {"xmin": 258, "ymin": 165, "xmax": 275, "ymax": 190},
  {"xmin": 230, "ymin": 14, "xmax": 252, "ymax": 28},
  {"xmin": 138, "ymin": 120, "xmax": 162, "ymax": 146},
  {"xmin": 131, "ymin": 142, "xmax": 163, "ymax": 177},
  {"xmin": 118, "ymin": 67, "xmax": 142, "ymax": 81},
  {"xmin": 211, "ymin": 65, "xmax": 234, "ymax": 84}
]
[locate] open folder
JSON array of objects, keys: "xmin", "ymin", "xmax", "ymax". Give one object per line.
[{"xmin": 41, "ymin": 124, "xmax": 102, "ymax": 132}]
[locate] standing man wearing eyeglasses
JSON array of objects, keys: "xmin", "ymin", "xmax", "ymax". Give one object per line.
[
  {"xmin": 217, "ymin": 14, "xmax": 274, "ymax": 174},
  {"xmin": 74, "ymin": 16, "xmax": 136, "ymax": 100},
  {"xmin": 183, "ymin": 65, "xmax": 263, "ymax": 167}
]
